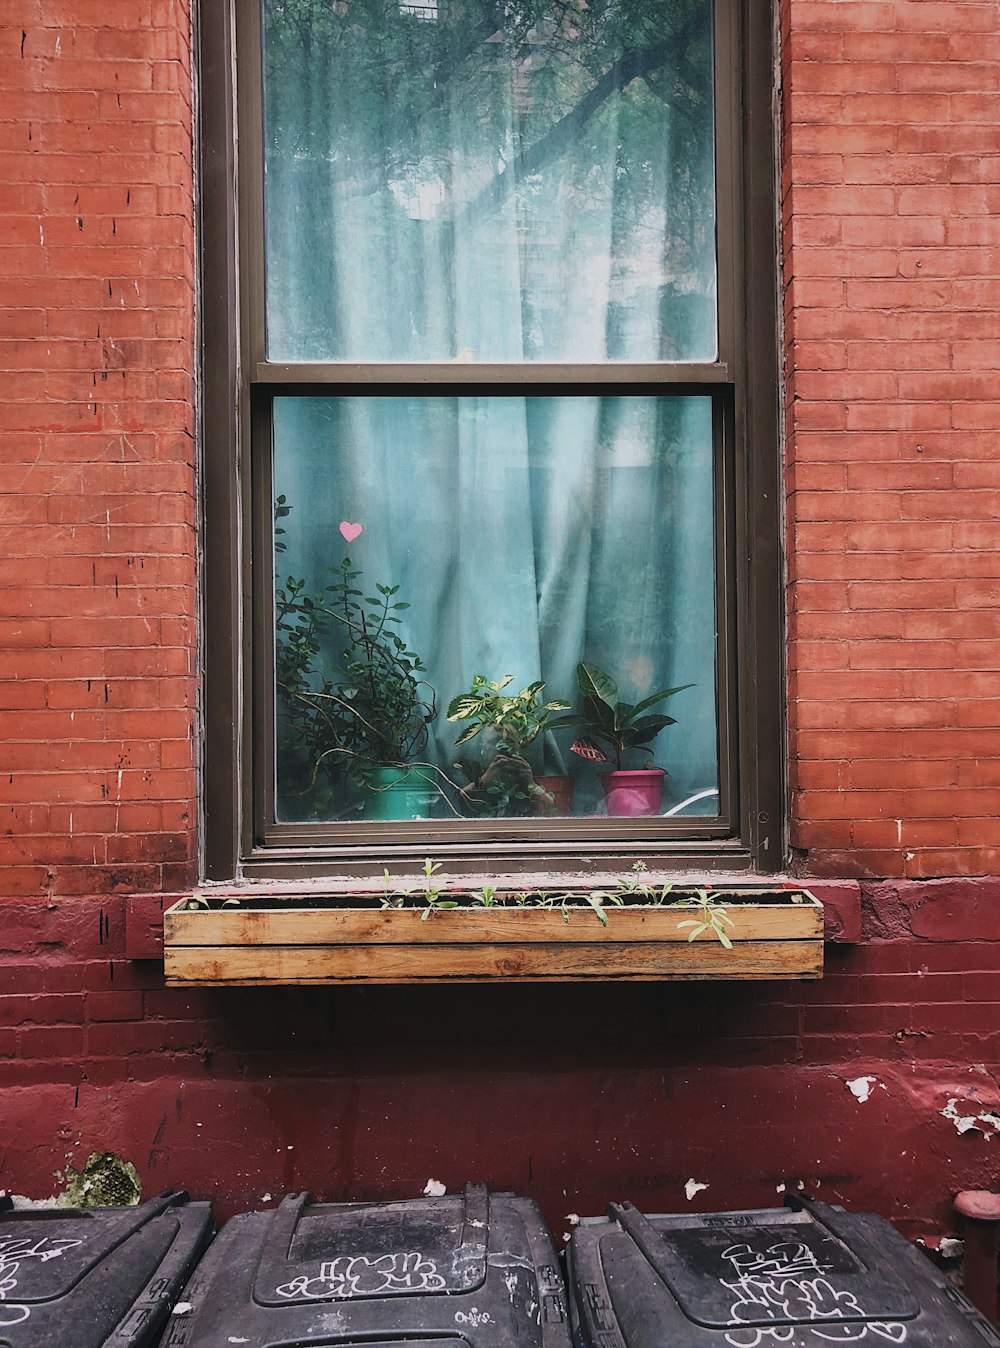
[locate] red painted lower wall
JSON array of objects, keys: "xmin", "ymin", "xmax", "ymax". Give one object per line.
[{"xmin": 2, "ymin": 881, "xmax": 997, "ymax": 1238}]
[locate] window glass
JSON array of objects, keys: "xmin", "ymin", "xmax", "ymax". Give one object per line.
[
  {"xmin": 262, "ymin": 0, "xmax": 717, "ymax": 362},
  {"xmin": 273, "ymin": 395, "xmax": 720, "ymax": 822}
]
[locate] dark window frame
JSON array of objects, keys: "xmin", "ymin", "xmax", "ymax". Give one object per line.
[{"xmin": 199, "ymin": 0, "xmax": 783, "ymax": 880}]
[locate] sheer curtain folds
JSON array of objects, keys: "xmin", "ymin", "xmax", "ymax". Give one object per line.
[
  {"xmin": 262, "ymin": 0, "xmax": 721, "ymax": 822},
  {"xmin": 274, "ymin": 396, "xmax": 718, "ymax": 819},
  {"xmin": 262, "ymin": 0, "xmax": 717, "ymax": 362}
]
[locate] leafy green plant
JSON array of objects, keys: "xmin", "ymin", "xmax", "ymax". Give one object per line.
[
  {"xmin": 275, "ymin": 572, "xmax": 351, "ymax": 804},
  {"xmin": 326, "ymin": 557, "xmax": 437, "ymax": 775},
  {"xmin": 447, "ymin": 675, "xmax": 571, "ymax": 816},
  {"xmin": 274, "ymin": 540, "xmax": 439, "ymax": 804},
  {"xmin": 552, "ymin": 661, "xmax": 693, "ymax": 771}
]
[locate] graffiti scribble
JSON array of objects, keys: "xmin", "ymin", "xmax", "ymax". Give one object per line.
[
  {"xmin": 0, "ymin": 1235, "xmax": 84, "ymax": 1328},
  {"xmin": 276, "ymin": 1251, "xmax": 446, "ymax": 1300},
  {"xmin": 719, "ymin": 1240, "xmax": 907, "ymax": 1345}
]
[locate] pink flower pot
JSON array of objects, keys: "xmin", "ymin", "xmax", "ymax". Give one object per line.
[{"xmin": 599, "ymin": 768, "xmax": 666, "ymax": 817}]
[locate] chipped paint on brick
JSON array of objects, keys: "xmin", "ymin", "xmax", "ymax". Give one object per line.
[{"xmin": 940, "ymin": 1099, "xmax": 1000, "ymax": 1139}]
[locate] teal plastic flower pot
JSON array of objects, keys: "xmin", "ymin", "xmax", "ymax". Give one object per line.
[{"xmin": 362, "ymin": 766, "xmax": 438, "ymax": 821}]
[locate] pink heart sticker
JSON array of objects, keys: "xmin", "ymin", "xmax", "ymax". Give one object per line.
[{"xmin": 339, "ymin": 522, "xmax": 363, "ymax": 543}]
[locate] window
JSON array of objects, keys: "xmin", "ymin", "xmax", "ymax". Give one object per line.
[{"xmin": 200, "ymin": 0, "xmax": 780, "ymax": 878}]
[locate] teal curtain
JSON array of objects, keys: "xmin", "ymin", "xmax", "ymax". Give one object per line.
[
  {"xmin": 262, "ymin": 0, "xmax": 717, "ymax": 362},
  {"xmin": 263, "ymin": 0, "xmax": 720, "ymax": 820},
  {"xmin": 274, "ymin": 396, "xmax": 718, "ymax": 819}
]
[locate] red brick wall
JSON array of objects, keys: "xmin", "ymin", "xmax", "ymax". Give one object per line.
[
  {"xmin": 2, "ymin": 0, "xmax": 998, "ymax": 898},
  {"xmin": 0, "ymin": 0, "xmax": 198, "ymax": 903},
  {"xmin": 1, "ymin": 0, "xmax": 1000, "ymax": 1240},
  {"xmin": 782, "ymin": 0, "xmax": 1000, "ymax": 881}
]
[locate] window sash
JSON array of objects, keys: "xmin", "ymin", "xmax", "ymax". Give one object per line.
[
  {"xmin": 235, "ymin": 0, "xmax": 740, "ymax": 381},
  {"xmin": 200, "ymin": 0, "xmax": 782, "ymax": 879},
  {"xmin": 253, "ymin": 387, "xmax": 737, "ymax": 849}
]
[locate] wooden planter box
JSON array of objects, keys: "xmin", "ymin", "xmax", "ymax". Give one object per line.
[{"xmin": 163, "ymin": 887, "xmax": 823, "ymax": 986}]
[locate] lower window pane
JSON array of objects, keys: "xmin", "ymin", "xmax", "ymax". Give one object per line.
[{"xmin": 272, "ymin": 396, "xmax": 720, "ymax": 824}]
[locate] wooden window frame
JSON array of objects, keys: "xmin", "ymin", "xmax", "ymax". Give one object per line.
[{"xmin": 198, "ymin": 0, "xmax": 783, "ymax": 881}]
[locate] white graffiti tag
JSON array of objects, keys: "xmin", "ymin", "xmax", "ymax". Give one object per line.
[
  {"xmin": 0, "ymin": 1235, "xmax": 85, "ymax": 1327},
  {"xmin": 276, "ymin": 1251, "xmax": 446, "ymax": 1300},
  {"xmin": 455, "ymin": 1307, "xmax": 493, "ymax": 1326},
  {"xmin": 720, "ymin": 1242, "xmax": 907, "ymax": 1346}
]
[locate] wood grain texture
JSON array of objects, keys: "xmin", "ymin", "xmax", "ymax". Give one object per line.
[
  {"xmin": 164, "ymin": 901, "xmax": 822, "ymax": 948},
  {"xmin": 164, "ymin": 938, "xmax": 822, "ymax": 984},
  {"xmin": 162, "ymin": 893, "xmax": 823, "ymax": 985}
]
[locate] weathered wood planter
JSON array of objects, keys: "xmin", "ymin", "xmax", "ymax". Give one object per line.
[{"xmin": 163, "ymin": 886, "xmax": 823, "ymax": 985}]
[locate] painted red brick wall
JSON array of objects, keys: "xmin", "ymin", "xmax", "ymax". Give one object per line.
[
  {"xmin": 782, "ymin": 0, "xmax": 1000, "ymax": 880},
  {"xmin": 0, "ymin": 0, "xmax": 999, "ymax": 1241},
  {"xmin": 1, "ymin": 886, "xmax": 999, "ymax": 1236},
  {"xmin": 0, "ymin": 0, "xmax": 198, "ymax": 903}
]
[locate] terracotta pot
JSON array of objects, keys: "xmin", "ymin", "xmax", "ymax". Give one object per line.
[
  {"xmin": 533, "ymin": 774, "xmax": 575, "ymax": 817},
  {"xmin": 598, "ymin": 768, "xmax": 666, "ymax": 817}
]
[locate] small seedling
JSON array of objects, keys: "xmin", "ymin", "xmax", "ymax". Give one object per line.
[
  {"xmin": 621, "ymin": 860, "xmax": 648, "ymax": 889},
  {"xmin": 674, "ymin": 888, "xmax": 736, "ymax": 948},
  {"xmin": 615, "ymin": 863, "xmax": 674, "ymax": 906},
  {"xmin": 616, "ymin": 865, "xmax": 653, "ymax": 899},
  {"xmin": 419, "ymin": 859, "xmax": 457, "ymax": 920},
  {"xmin": 421, "ymin": 858, "xmax": 443, "ymax": 900},
  {"xmin": 420, "ymin": 893, "xmax": 459, "ymax": 920},
  {"xmin": 379, "ymin": 868, "xmax": 410, "ymax": 908}
]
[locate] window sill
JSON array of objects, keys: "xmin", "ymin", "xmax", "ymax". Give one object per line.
[{"xmin": 160, "ymin": 880, "xmax": 824, "ymax": 986}]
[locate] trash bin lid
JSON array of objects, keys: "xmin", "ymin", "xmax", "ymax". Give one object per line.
[
  {"xmin": 161, "ymin": 1183, "xmax": 570, "ymax": 1348},
  {"xmin": 0, "ymin": 1192, "xmax": 212, "ymax": 1348},
  {"xmin": 253, "ymin": 1181, "xmax": 492, "ymax": 1305},
  {"xmin": 568, "ymin": 1197, "xmax": 1000, "ymax": 1347}
]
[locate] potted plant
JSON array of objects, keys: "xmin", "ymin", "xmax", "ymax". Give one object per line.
[
  {"xmin": 276, "ymin": 551, "xmax": 439, "ymax": 820},
  {"xmin": 552, "ymin": 661, "xmax": 693, "ymax": 816},
  {"xmin": 446, "ymin": 676, "xmax": 572, "ymax": 816}
]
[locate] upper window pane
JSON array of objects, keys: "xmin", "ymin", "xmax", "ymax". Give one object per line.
[{"xmin": 261, "ymin": 0, "xmax": 718, "ymax": 363}]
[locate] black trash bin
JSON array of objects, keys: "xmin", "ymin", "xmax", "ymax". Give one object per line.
[
  {"xmin": 158, "ymin": 1183, "xmax": 570, "ymax": 1348},
  {"xmin": 567, "ymin": 1195, "xmax": 1000, "ymax": 1346},
  {"xmin": 0, "ymin": 1191, "xmax": 212, "ymax": 1348}
]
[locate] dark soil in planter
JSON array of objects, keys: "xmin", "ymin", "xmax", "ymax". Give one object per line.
[{"xmin": 185, "ymin": 887, "xmax": 815, "ymax": 913}]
